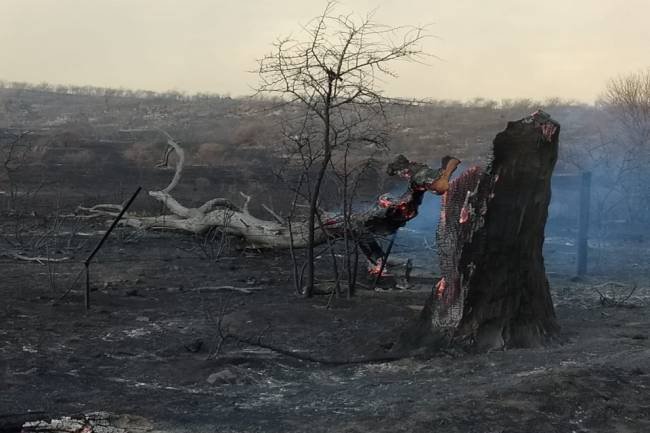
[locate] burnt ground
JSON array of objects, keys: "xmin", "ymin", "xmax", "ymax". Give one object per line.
[{"xmin": 1, "ymin": 220, "xmax": 649, "ymax": 433}]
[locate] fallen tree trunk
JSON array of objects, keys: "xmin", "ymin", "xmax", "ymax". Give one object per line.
[
  {"xmin": 78, "ymin": 131, "xmax": 310, "ymax": 249},
  {"xmin": 79, "ymin": 130, "xmax": 459, "ymax": 255}
]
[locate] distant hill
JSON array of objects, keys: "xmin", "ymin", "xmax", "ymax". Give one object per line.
[{"xmin": 0, "ymin": 80, "xmax": 601, "ymax": 171}]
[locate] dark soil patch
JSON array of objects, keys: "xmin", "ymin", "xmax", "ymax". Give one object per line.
[{"xmin": 1, "ymin": 228, "xmax": 649, "ymax": 432}]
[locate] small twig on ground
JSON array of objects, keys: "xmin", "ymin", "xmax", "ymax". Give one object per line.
[
  {"xmin": 201, "ymin": 293, "xmax": 232, "ymax": 360},
  {"xmin": 223, "ymin": 333, "xmax": 408, "ymax": 365},
  {"xmin": 196, "ymin": 285, "xmax": 263, "ymax": 294},
  {"xmin": 591, "ymin": 281, "xmax": 639, "ymax": 307},
  {"xmin": 1, "ymin": 252, "xmax": 69, "ymax": 265}
]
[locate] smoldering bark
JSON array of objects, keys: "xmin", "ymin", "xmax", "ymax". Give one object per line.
[{"xmin": 433, "ymin": 111, "xmax": 561, "ymax": 350}]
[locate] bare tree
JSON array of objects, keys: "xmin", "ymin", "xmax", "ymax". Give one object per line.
[
  {"xmin": 0, "ymin": 131, "xmax": 42, "ymax": 211},
  {"xmin": 256, "ymin": 1, "xmax": 428, "ymax": 296},
  {"xmin": 604, "ymin": 69, "xmax": 650, "ymax": 145},
  {"xmin": 601, "ymin": 68, "xmax": 650, "ymax": 221}
]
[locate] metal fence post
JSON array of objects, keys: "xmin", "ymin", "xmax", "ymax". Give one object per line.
[
  {"xmin": 577, "ymin": 171, "xmax": 591, "ymax": 276},
  {"xmin": 83, "ymin": 186, "xmax": 141, "ymax": 310}
]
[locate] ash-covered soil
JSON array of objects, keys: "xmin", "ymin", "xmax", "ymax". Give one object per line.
[{"xmin": 1, "ymin": 228, "xmax": 649, "ymax": 433}]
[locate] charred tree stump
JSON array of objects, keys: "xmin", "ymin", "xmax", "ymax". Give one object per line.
[{"xmin": 434, "ymin": 111, "xmax": 561, "ymax": 350}]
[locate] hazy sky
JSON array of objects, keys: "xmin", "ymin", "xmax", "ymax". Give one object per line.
[{"xmin": 1, "ymin": 0, "xmax": 649, "ymax": 102}]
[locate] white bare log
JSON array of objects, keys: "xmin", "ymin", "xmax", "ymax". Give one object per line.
[
  {"xmin": 75, "ymin": 130, "xmax": 337, "ymax": 248},
  {"xmin": 239, "ymin": 191, "xmax": 252, "ymax": 215},
  {"xmin": 114, "ymin": 207, "xmax": 324, "ymax": 248},
  {"xmin": 198, "ymin": 198, "xmax": 239, "ymax": 213},
  {"xmin": 148, "ymin": 190, "xmax": 199, "ymax": 218},
  {"xmin": 157, "ymin": 129, "xmax": 185, "ymax": 194},
  {"xmin": 79, "ymin": 131, "xmax": 431, "ymax": 251}
]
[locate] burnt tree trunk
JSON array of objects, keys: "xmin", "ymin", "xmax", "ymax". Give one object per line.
[{"xmin": 435, "ymin": 111, "xmax": 560, "ymax": 350}]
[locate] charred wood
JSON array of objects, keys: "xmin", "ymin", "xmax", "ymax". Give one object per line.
[{"xmin": 431, "ymin": 111, "xmax": 561, "ymax": 349}]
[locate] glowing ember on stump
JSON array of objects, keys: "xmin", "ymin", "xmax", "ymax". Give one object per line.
[
  {"xmin": 459, "ymin": 191, "xmax": 472, "ymax": 224},
  {"xmin": 368, "ymin": 258, "xmax": 390, "ymax": 276},
  {"xmin": 540, "ymin": 123, "xmax": 557, "ymax": 141},
  {"xmin": 435, "ymin": 277, "xmax": 446, "ymax": 298},
  {"xmin": 377, "ymin": 193, "xmax": 418, "ymax": 220},
  {"xmin": 459, "ymin": 207, "xmax": 470, "ymax": 224},
  {"xmin": 378, "ymin": 194, "xmax": 393, "ymax": 208}
]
